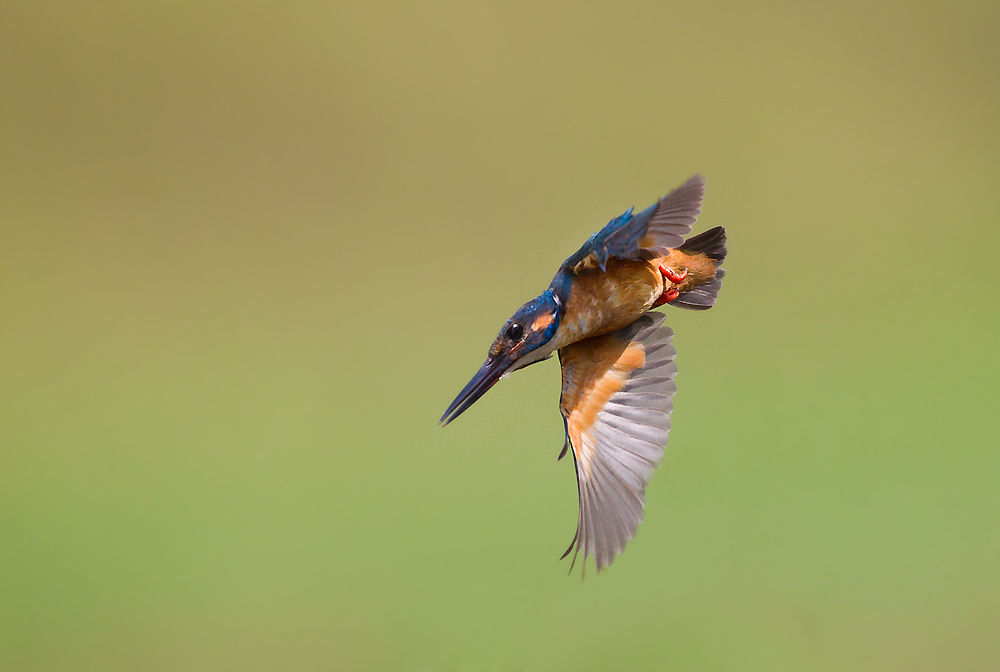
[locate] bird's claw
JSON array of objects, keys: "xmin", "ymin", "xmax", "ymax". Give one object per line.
[
  {"xmin": 653, "ymin": 287, "xmax": 680, "ymax": 307},
  {"xmin": 652, "ymin": 264, "xmax": 687, "ymax": 306},
  {"xmin": 659, "ymin": 264, "xmax": 688, "ymax": 284}
]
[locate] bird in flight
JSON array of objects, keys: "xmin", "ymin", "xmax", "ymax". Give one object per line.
[{"xmin": 440, "ymin": 175, "xmax": 727, "ymax": 573}]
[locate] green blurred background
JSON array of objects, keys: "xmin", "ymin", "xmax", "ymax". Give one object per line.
[{"xmin": 2, "ymin": 1, "xmax": 998, "ymax": 670}]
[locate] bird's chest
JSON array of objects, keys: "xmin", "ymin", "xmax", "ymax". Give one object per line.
[{"xmin": 552, "ymin": 260, "xmax": 663, "ymax": 348}]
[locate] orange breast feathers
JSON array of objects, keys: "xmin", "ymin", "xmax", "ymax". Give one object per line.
[
  {"xmin": 559, "ymin": 333, "xmax": 647, "ymax": 479},
  {"xmin": 557, "ymin": 259, "xmax": 663, "ymax": 345}
]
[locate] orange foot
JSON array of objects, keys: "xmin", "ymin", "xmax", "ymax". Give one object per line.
[
  {"xmin": 652, "ymin": 287, "xmax": 679, "ymax": 307},
  {"xmin": 652, "ymin": 264, "xmax": 687, "ymax": 306},
  {"xmin": 659, "ymin": 265, "xmax": 688, "ymax": 284}
]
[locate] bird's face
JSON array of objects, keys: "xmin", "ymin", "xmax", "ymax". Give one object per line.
[{"xmin": 440, "ymin": 291, "xmax": 561, "ymax": 426}]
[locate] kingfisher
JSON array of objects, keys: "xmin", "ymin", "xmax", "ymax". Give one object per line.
[{"xmin": 440, "ymin": 174, "xmax": 727, "ymax": 573}]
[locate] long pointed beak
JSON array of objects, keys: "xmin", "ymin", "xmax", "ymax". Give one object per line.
[{"xmin": 440, "ymin": 353, "xmax": 516, "ymax": 426}]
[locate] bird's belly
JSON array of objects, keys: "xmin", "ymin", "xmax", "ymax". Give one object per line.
[{"xmin": 552, "ymin": 260, "xmax": 663, "ymax": 349}]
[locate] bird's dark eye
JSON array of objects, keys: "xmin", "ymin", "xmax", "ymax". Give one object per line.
[{"xmin": 507, "ymin": 323, "xmax": 524, "ymax": 341}]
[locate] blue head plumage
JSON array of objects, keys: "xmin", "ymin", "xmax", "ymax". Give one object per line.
[{"xmin": 440, "ymin": 290, "xmax": 562, "ymax": 425}]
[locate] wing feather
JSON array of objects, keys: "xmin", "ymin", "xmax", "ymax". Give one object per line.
[
  {"xmin": 591, "ymin": 461, "xmax": 630, "ymax": 557},
  {"xmin": 639, "ymin": 174, "xmax": 706, "ymax": 254},
  {"xmin": 557, "ymin": 312, "xmax": 678, "ymax": 573}
]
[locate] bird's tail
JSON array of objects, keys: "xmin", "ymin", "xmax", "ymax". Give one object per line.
[{"xmin": 671, "ymin": 226, "xmax": 727, "ymax": 310}]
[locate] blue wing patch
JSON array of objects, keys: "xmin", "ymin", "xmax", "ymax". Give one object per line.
[
  {"xmin": 559, "ymin": 175, "xmax": 706, "ymax": 275},
  {"xmin": 563, "ymin": 207, "xmax": 641, "ymax": 273}
]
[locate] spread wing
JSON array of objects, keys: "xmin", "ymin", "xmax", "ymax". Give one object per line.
[
  {"xmin": 557, "ymin": 312, "xmax": 678, "ymax": 573},
  {"xmin": 562, "ymin": 174, "xmax": 705, "ymax": 274}
]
